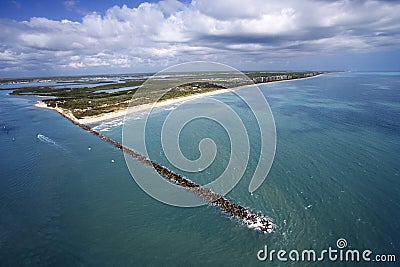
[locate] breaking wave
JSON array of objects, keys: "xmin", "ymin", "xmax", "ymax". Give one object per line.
[{"xmin": 92, "ymin": 117, "xmax": 126, "ymax": 132}]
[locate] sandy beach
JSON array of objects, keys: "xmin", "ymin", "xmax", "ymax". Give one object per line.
[
  {"xmin": 35, "ymin": 87, "xmax": 233, "ymax": 125},
  {"xmin": 34, "ymin": 74, "xmax": 321, "ymax": 125}
]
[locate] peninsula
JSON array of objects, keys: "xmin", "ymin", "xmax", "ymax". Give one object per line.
[{"xmin": 8, "ymin": 71, "xmax": 323, "ymax": 124}]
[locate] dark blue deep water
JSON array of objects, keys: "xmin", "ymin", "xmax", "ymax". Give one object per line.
[{"xmin": 1, "ymin": 72, "xmax": 399, "ymax": 266}]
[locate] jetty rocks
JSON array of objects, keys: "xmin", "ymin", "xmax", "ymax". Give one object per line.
[{"xmin": 58, "ymin": 109, "xmax": 274, "ymax": 234}]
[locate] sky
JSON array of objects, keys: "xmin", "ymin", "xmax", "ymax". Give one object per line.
[{"xmin": 0, "ymin": 0, "xmax": 399, "ymax": 78}]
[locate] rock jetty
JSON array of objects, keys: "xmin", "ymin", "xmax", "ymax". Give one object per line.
[{"xmin": 57, "ymin": 109, "xmax": 274, "ymax": 234}]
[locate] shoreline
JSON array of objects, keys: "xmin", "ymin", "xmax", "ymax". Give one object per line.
[{"xmin": 35, "ymin": 74, "xmax": 323, "ymax": 125}]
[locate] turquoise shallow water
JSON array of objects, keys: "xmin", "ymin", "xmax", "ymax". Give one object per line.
[{"xmin": 1, "ymin": 72, "xmax": 399, "ymax": 266}]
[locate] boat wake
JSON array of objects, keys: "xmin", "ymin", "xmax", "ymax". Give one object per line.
[{"xmin": 37, "ymin": 134, "xmax": 67, "ymax": 152}]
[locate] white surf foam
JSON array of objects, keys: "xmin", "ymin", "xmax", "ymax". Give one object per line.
[{"xmin": 92, "ymin": 117, "xmax": 126, "ymax": 132}]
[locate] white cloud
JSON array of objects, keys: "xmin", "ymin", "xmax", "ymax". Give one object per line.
[{"xmin": 0, "ymin": 0, "xmax": 400, "ymax": 76}]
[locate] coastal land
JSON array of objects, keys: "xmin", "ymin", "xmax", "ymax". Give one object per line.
[
  {"xmin": 35, "ymin": 83, "xmax": 232, "ymax": 124},
  {"xmin": 7, "ymin": 71, "xmax": 325, "ymax": 125}
]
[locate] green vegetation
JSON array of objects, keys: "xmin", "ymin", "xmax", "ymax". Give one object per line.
[
  {"xmin": 8, "ymin": 71, "xmax": 325, "ymax": 118},
  {"xmin": 50, "ymin": 82, "xmax": 224, "ymax": 118},
  {"xmin": 9, "ymin": 80, "xmax": 144, "ymax": 97},
  {"xmin": 10, "ymin": 81, "xmax": 225, "ymax": 118},
  {"xmin": 44, "ymin": 90, "xmax": 135, "ymax": 118},
  {"xmin": 159, "ymin": 82, "xmax": 225, "ymax": 101}
]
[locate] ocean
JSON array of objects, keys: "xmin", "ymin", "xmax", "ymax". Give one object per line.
[{"xmin": 0, "ymin": 72, "xmax": 399, "ymax": 266}]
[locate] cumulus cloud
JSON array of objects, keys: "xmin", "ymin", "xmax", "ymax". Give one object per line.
[{"xmin": 0, "ymin": 0, "xmax": 400, "ymax": 76}]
